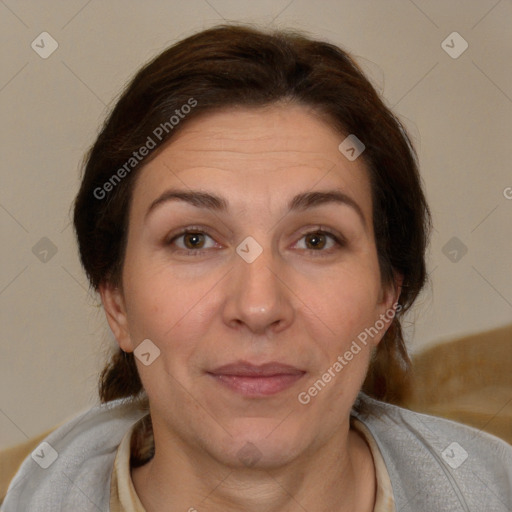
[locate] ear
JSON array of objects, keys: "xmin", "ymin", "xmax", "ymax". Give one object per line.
[
  {"xmin": 366, "ymin": 273, "xmax": 403, "ymax": 349},
  {"xmin": 377, "ymin": 271, "xmax": 403, "ymax": 311},
  {"xmin": 98, "ymin": 281, "xmax": 134, "ymax": 353}
]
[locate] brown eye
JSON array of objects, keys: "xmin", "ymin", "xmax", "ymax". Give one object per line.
[
  {"xmin": 294, "ymin": 229, "xmax": 345, "ymax": 256},
  {"xmin": 304, "ymin": 232, "xmax": 328, "ymax": 250},
  {"xmin": 183, "ymin": 232, "xmax": 206, "ymax": 249},
  {"xmin": 167, "ymin": 229, "xmax": 218, "ymax": 254}
]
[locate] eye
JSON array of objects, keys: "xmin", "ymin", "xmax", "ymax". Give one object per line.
[
  {"xmin": 294, "ymin": 229, "xmax": 345, "ymax": 255},
  {"xmin": 165, "ymin": 226, "xmax": 345, "ymax": 257},
  {"xmin": 167, "ymin": 229, "xmax": 218, "ymax": 254}
]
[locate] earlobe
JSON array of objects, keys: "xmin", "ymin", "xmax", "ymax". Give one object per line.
[
  {"xmin": 393, "ymin": 272, "xmax": 404, "ymax": 307},
  {"xmin": 98, "ymin": 281, "xmax": 133, "ymax": 352}
]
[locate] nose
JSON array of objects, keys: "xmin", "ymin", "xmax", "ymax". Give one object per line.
[{"xmin": 221, "ymin": 241, "xmax": 295, "ymax": 336}]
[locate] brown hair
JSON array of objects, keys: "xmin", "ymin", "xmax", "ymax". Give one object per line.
[{"xmin": 73, "ymin": 24, "xmax": 430, "ymax": 420}]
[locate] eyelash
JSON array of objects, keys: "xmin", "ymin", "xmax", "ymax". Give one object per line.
[{"xmin": 165, "ymin": 225, "xmax": 346, "ymax": 257}]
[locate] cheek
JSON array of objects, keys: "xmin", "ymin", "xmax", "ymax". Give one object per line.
[
  {"xmin": 122, "ymin": 256, "xmax": 220, "ymax": 375},
  {"xmin": 123, "ymin": 244, "xmax": 193, "ymax": 335},
  {"xmin": 311, "ymin": 265, "xmax": 382, "ymax": 345}
]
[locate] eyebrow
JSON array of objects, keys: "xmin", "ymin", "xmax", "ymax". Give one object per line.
[{"xmin": 145, "ymin": 188, "xmax": 367, "ymax": 228}]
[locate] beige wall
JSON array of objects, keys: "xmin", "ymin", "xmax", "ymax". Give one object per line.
[{"xmin": 1, "ymin": 0, "xmax": 511, "ymax": 449}]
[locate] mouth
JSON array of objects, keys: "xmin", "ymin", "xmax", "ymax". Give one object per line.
[{"xmin": 207, "ymin": 361, "xmax": 306, "ymax": 397}]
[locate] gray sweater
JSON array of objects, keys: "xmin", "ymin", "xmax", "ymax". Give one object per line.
[{"xmin": 2, "ymin": 394, "xmax": 511, "ymax": 511}]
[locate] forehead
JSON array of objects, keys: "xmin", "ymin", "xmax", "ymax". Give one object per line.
[
  {"xmin": 130, "ymin": 103, "xmax": 372, "ymax": 217},
  {"xmin": 153, "ymin": 103, "xmax": 344, "ymax": 168}
]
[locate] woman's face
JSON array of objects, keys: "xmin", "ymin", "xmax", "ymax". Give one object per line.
[{"xmin": 101, "ymin": 103, "xmax": 399, "ymax": 469}]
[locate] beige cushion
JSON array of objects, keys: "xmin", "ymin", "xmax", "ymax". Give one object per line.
[{"xmin": 400, "ymin": 324, "xmax": 512, "ymax": 444}]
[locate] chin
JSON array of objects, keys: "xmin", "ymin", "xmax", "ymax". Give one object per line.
[{"xmin": 208, "ymin": 420, "xmax": 309, "ymax": 470}]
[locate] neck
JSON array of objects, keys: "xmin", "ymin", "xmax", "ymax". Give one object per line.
[{"xmin": 131, "ymin": 423, "xmax": 376, "ymax": 512}]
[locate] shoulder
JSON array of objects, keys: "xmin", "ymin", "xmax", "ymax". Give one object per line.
[
  {"xmin": 353, "ymin": 393, "xmax": 512, "ymax": 511},
  {"xmin": 0, "ymin": 426, "xmax": 58, "ymax": 505},
  {"xmin": 1, "ymin": 399, "xmax": 146, "ymax": 512}
]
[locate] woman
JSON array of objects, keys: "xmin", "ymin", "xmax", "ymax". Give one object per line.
[{"xmin": 3, "ymin": 24, "xmax": 511, "ymax": 512}]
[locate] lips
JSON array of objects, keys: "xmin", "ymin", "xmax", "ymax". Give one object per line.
[
  {"xmin": 210, "ymin": 361, "xmax": 304, "ymax": 377},
  {"xmin": 207, "ymin": 361, "xmax": 305, "ymax": 396}
]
